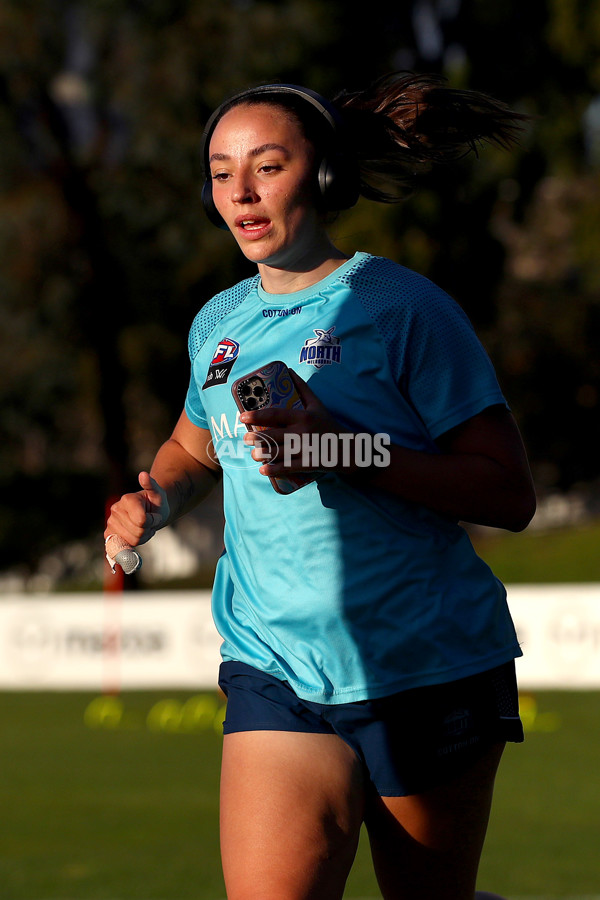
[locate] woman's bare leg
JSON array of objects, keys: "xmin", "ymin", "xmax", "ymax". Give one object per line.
[
  {"xmin": 220, "ymin": 730, "xmax": 366, "ymax": 900},
  {"xmin": 365, "ymin": 742, "xmax": 505, "ymax": 900}
]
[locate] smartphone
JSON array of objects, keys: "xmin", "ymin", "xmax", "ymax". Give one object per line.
[{"xmin": 231, "ymin": 361, "xmax": 316, "ymax": 494}]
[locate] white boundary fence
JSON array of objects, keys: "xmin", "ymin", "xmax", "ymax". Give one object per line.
[{"xmin": 1, "ymin": 585, "xmax": 599, "ymax": 690}]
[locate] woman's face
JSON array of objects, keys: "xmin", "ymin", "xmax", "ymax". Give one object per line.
[{"xmin": 207, "ymin": 102, "xmax": 324, "ymax": 271}]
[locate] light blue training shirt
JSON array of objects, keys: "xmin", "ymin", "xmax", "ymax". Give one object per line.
[{"xmin": 185, "ymin": 252, "xmax": 522, "ymax": 704}]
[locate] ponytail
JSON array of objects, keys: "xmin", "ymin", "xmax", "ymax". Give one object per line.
[{"xmin": 334, "ymin": 72, "xmax": 528, "ymax": 202}]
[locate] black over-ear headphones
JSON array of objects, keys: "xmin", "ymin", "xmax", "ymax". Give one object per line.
[{"xmin": 200, "ymin": 83, "xmax": 360, "ymax": 230}]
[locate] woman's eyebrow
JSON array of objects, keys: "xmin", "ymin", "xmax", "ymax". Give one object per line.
[
  {"xmin": 249, "ymin": 143, "xmax": 290, "ymax": 158},
  {"xmin": 209, "ymin": 143, "xmax": 291, "ymax": 164}
]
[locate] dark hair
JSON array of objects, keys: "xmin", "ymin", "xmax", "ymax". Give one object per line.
[{"xmin": 333, "ymin": 72, "xmax": 529, "ymax": 202}]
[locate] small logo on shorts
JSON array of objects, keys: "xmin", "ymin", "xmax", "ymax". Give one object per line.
[
  {"xmin": 437, "ymin": 707, "xmax": 479, "ymax": 757},
  {"xmin": 442, "ymin": 708, "xmax": 472, "ymax": 738}
]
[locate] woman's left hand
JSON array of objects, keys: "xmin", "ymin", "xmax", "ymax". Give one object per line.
[{"xmin": 240, "ymin": 370, "xmax": 355, "ymax": 477}]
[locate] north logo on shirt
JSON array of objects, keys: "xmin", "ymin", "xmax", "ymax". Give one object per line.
[
  {"xmin": 203, "ymin": 338, "xmax": 240, "ymax": 389},
  {"xmin": 299, "ymin": 327, "xmax": 342, "ymax": 369}
]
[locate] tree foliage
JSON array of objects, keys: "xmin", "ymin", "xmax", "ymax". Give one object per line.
[{"xmin": 1, "ymin": 0, "xmax": 599, "ymax": 571}]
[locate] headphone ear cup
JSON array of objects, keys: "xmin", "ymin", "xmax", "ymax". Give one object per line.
[
  {"xmin": 201, "ymin": 179, "xmax": 228, "ymax": 230},
  {"xmin": 317, "ymin": 157, "xmax": 335, "ymax": 204},
  {"xmin": 317, "ymin": 155, "xmax": 360, "ymax": 211}
]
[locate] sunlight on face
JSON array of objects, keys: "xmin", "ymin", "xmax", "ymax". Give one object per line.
[{"xmin": 208, "ymin": 103, "xmax": 324, "ymax": 270}]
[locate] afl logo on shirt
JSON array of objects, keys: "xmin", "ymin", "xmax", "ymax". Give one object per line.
[
  {"xmin": 299, "ymin": 327, "xmax": 342, "ymax": 369},
  {"xmin": 203, "ymin": 338, "xmax": 240, "ymax": 389}
]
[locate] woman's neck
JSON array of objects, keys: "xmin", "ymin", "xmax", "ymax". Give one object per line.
[{"xmin": 257, "ymin": 242, "xmax": 349, "ymax": 295}]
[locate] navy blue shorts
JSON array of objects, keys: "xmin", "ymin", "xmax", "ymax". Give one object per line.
[{"xmin": 218, "ymin": 660, "xmax": 524, "ymax": 797}]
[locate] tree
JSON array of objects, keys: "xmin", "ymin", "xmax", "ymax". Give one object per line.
[{"xmin": 1, "ymin": 0, "xmax": 599, "ymax": 578}]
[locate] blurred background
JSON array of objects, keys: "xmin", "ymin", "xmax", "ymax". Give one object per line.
[
  {"xmin": 0, "ymin": 0, "xmax": 599, "ymax": 591},
  {"xmin": 1, "ymin": 5, "xmax": 600, "ymax": 899}
]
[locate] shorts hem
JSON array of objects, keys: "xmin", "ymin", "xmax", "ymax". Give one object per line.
[{"xmin": 222, "ymin": 722, "xmax": 329, "ymax": 736}]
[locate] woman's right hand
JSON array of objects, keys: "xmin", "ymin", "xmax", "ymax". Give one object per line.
[{"xmin": 104, "ymin": 471, "xmax": 170, "ymax": 547}]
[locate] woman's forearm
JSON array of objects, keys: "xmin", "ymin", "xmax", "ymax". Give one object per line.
[
  {"xmin": 354, "ymin": 440, "xmax": 536, "ymax": 532},
  {"xmin": 150, "ymin": 437, "xmax": 221, "ymax": 526}
]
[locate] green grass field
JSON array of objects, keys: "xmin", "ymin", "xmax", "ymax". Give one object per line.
[
  {"xmin": 1, "ymin": 689, "xmax": 599, "ymax": 899},
  {"xmin": 2, "ymin": 519, "xmax": 599, "ymax": 898},
  {"xmin": 471, "ymin": 521, "xmax": 600, "ymax": 585}
]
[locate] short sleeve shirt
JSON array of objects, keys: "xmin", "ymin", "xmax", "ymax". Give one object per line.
[{"xmin": 185, "ymin": 252, "xmax": 521, "ymax": 703}]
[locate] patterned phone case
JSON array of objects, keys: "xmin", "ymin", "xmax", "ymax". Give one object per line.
[{"xmin": 231, "ymin": 361, "xmax": 315, "ymax": 494}]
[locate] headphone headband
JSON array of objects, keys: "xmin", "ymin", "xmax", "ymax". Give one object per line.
[{"xmin": 200, "ymin": 83, "xmax": 359, "ymax": 229}]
